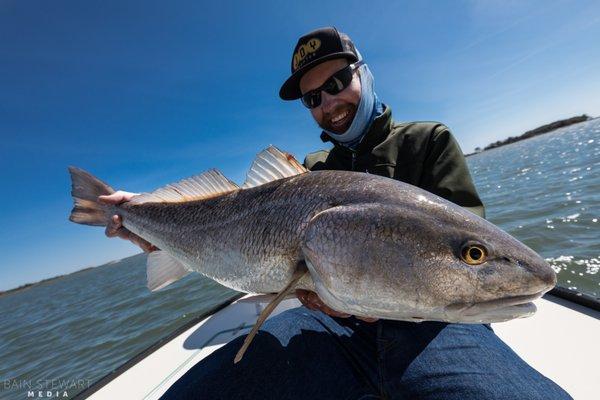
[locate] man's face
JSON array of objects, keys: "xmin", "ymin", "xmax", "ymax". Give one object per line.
[{"xmin": 299, "ymin": 58, "xmax": 361, "ymax": 134}]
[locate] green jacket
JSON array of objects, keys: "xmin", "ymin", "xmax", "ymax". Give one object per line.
[{"xmin": 304, "ymin": 106, "xmax": 486, "ymax": 218}]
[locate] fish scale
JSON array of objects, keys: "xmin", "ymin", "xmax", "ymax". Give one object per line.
[{"xmin": 118, "ymin": 173, "xmax": 346, "ymax": 293}]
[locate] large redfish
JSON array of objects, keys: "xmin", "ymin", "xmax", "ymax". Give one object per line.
[{"xmin": 68, "ymin": 146, "xmax": 556, "ymax": 362}]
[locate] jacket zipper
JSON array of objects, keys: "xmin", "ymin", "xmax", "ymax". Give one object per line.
[{"xmin": 351, "ymin": 152, "xmax": 357, "ymax": 171}]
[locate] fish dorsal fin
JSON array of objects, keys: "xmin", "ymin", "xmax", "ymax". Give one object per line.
[
  {"xmin": 130, "ymin": 169, "xmax": 239, "ymax": 204},
  {"xmin": 242, "ymin": 146, "xmax": 308, "ymax": 189}
]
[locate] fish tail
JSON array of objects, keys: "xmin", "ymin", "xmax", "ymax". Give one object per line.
[{"xmin": 68, "ymin": 166, "xmax": 115, "ymax": 226}]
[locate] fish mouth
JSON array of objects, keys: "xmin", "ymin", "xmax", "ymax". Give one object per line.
[{"xmin": 446, "ymin": 291, "xmax": 545, "ymax": 322}]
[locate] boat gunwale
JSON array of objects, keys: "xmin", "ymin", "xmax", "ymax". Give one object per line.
[{"xmin": 548, "ymin": 286, "xmax": 600, "ymax": 312}]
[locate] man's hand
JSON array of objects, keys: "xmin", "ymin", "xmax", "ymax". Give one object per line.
[
  {"xmin": 295, "ymin": 289, "xmax": 378, "ymax": 322},
  {"xmin": 98, "ymin": 191, "xmax": 158, "ymax": 253}
]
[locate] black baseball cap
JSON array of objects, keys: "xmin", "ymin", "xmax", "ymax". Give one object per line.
[{"xmin": 279, "ymin": 27, "xmax": 359, "ymax": 100}]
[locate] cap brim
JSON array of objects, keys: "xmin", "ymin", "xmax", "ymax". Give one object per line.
[{"xmin": 279, "ymin": 52, "xmax": 359, "ymax": 100}]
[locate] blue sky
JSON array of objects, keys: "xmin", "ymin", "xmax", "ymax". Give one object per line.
[{"xmin": 1, "ymin": 0, "xmax": 599, "ymax": 290}]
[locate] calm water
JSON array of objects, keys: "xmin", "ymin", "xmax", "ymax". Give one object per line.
[
  {"xmin": 467, "ymin": 118, "xmax": 599, "ymax": 298},
  {"xmin": 0, "ymin": 119, "xmax": 598, "ymax": 399},
  {"xmin": 0, "ymin": 255, "xmax": 238, "ymax": 399}
]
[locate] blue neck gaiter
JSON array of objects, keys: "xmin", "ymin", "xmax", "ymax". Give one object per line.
[{"xmin": 324, "ymin": 63, "xmax": 381, "ymax": 149}]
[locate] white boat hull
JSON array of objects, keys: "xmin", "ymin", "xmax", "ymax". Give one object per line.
[{"xmin": 80, "ymin": 294, "xmax": 599, "ymax": 400}]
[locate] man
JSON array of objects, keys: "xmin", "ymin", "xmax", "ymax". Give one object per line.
[{"xmin": 102, "ymin": 27, "xmax": 570, "ymax": 399}]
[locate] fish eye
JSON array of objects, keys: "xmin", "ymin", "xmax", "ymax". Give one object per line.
[{"xmin": 460, "ymin": 244, "xmax": 487, "ymax": 265}]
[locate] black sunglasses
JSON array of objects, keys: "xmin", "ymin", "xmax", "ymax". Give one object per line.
[{"xmin": 301, "ymin": 61, "xmax": 364, "ymax": 109}]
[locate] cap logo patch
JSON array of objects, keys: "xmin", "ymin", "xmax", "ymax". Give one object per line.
[{"xmin": 293, "ymin": 38, "xmax": 321, "ymax": 71}]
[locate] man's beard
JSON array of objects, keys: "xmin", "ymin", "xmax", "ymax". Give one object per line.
[{"xmin": 319, "ymin": 103, "xmax": 357, "ymax": 134}]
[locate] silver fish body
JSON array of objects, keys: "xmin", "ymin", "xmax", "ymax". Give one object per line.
[{"xmin": 113, "ymin": 170, "xmax": 556, "ymax": 323}]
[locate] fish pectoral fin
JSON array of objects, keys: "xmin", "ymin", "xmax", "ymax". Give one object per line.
[
  {"xmin": 234, "ymin": 261, "xmax": 308, "ymax": 364},
  {"xmin": 238, "ymin": 293, "xmax": 298, "ymax": 303},
  {"xmin": 241, "ymin": 146, "xmax": 308, "ymax": 189},
  {"xmin": 146, "ymin": 251, "xmax": 191, "ymax": 291},
  {"xmin": 130, "ymin": 169, "xmax": 239, "ymax": 204}
]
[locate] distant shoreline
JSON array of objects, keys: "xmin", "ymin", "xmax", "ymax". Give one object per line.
[
  {"xmin": 0, "ymin": 267, "xmax": 95, "ymax": 297},
  {"xmin": 465, "ymin": 114, "xmax": 594, "ymax": 156},
  {"xmin": 0, "ymin": 254, "xmax": 143, "ymax": 297}
]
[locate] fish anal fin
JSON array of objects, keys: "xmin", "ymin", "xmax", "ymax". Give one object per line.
[
  {"xmin": 242, "ymin": 146, "xmax": 308, "ymax": 189},
  {"xmin": 234, "ymin": 261, "xmax": 308, "ymax": 363},
  {"xmin": 147, "ymin": 251, "xmax": 191, "ymax": 291},
  {"xmin": 131, "ymin": 169, "xmax": 239, "ymax": 205}
]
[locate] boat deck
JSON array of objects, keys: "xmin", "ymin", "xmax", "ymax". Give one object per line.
[{"xmin": 80, "ymin": 294, "xmax": 599, "ymax": 400}]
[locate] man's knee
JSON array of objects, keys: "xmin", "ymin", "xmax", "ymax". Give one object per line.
[
  {"xmin": 395, "ymin": 323, "xmax": 572, "ymax": 400},
  {"xmin": 261, "ymin": 306, "xmax": 353, "ymax": 346}
]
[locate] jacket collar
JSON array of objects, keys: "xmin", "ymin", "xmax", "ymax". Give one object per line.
[{"xmin": 320, "ymin": 105, "xmax": 393, "ymax": 154}]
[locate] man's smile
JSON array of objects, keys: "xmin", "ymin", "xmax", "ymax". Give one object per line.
[
  {"xmin": 332, "ymin": 109, "xmax": 350, "ymax": 124},
  {"xmin": 325, "ymin": 105, "xmax": 356, "ymax": 133}
]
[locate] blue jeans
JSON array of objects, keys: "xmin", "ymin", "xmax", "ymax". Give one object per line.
[{"xmin": 161, "ymin": 306, "xmax": 571, "ymax": 399}]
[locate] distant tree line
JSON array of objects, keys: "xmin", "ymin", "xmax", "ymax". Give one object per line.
[
  {"xmin": 471, "ymin": 114, "xmax": 592, "ymax": 154},
  {"xmin": 0, "ymin": 267, "xmax": 95, "ymax": 297}
]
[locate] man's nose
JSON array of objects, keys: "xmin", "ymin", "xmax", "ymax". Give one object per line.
[{"xmin": 319, "ymin": 91, "xmax": 336, "ymax": 113}]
